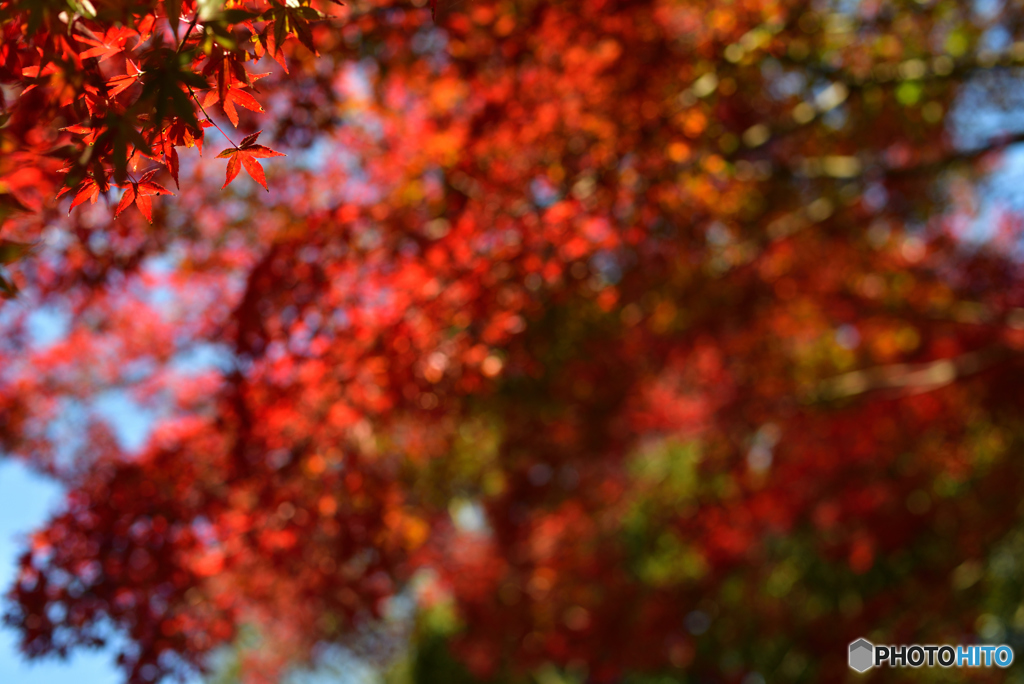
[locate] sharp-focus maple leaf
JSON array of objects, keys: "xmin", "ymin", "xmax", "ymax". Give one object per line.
[
  {"xmin": 56, "ymin": 161, "xmax": 112, "ymax": 209},
  {"xmin": 200, "ymin": 44, "xmax": 256, "ymax": 104},
  {"xmin": 254, "ymin": 28, "xmax": 290, "ymax": 72},
  {"xmin": 164, "ymin": 119, "xmax": 213, "ymax": 155},
  {"xmin": 114, "ymin": 170, "xmax": 173, "ymax": 222},
  {"xmin": 58, "ymin": 178, "xmax": 101, "ymax": 213},
  {"xmin": 216, "ymin": 131, "xmax": 285, "ymax": 191},
  {"xmin": 166, "ymin": 146, "xmax": 180, "ymax": 189},
  {"xmin": 203, "ymin": 86, "xmax": 265, "ymax": 128},
  {"xmin": 260, "ymin": 1, "xmax": 322, "ymax": 57},
  {"xmin": 76, "ymin": 27, "xmax": 135, "ymax": 62},
  {"xmin": 106, "ymin": 59, "xmax": 142, "ymax": 98}
]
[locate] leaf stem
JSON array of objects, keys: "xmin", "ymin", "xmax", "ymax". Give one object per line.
[
  {"xmin": 188, "ymin": 86, "xmax": 238, "ymax": 148},
  {"xmin": 176, "ymin": 12, "xmax": 200, "ymax": 53}
]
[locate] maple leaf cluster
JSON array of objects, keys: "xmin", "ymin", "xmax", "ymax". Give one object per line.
[
  {"xmin": 0, "ymin": 0, "xmax": 316, "ymax": 230},
  {"xmin": 5, "ymin": 1, "xmax": 1024, "ymax": 684}
]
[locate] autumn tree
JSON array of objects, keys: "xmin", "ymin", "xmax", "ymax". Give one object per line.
[{"xmin": 3, "ymin": 0, "xmax": 1024, "ymax": 682}]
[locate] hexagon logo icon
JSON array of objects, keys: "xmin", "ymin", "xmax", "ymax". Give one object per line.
[{"xmin": 849, "ymin": 638, "xmax": 874, "ymax": 672}]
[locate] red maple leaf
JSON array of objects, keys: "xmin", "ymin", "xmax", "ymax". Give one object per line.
[
  {"xmin": 58, "ymin": 178, "xmax": 101, "ymax": 213},
  {"xmin": 217, "ymin": 131, "xmax": 285, "ymax": 192},
  {"xmin": 106, "ymin": 59, "xmax": 142, "ymax": 98},
  {"xmin": 253, "ymin": 28, "xmax": 290, "ymax": 73},
  {"xmin": 19, "ymin": 63, "xmax": 59, "ymax": 94},
  {"xmin": 203, "ymin": 86, "xmax": 265, "ymax": 128},
  {"xmin": 76, "ymin": 27, "xmax": 135, "ymax": 62},
  {"xmin": 60, "ymin": 124, "xmax": 104, "ymax": 146},
  {"xmin": 165, "ymin": 119, "xmax": 214, "ymax": 154},
  {"xmin": 114, "ymin": 170, "xmax": 173, "ymax": 223},
  {"xmin": 200, "ymin": 45, "xmax": 259, "ymax": 106}
]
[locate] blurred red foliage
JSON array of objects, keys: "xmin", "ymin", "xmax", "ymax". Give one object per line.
[{"xmin": 4, "ymin": 0, "xmax": 1024, "ymax": 682}]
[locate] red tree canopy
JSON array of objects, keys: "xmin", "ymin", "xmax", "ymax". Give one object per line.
[{"xmin": 3, "ymin": 0, "xmax": 1024, "ymax": 682}]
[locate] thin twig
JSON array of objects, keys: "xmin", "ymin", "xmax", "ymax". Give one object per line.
[
  {"xmin": 187, "ymin": 86, "xmax": 238, "ymax": 148},
  {"xmin": 176, "ymin": 13, "xmax": 200, "ymax": 53}
]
